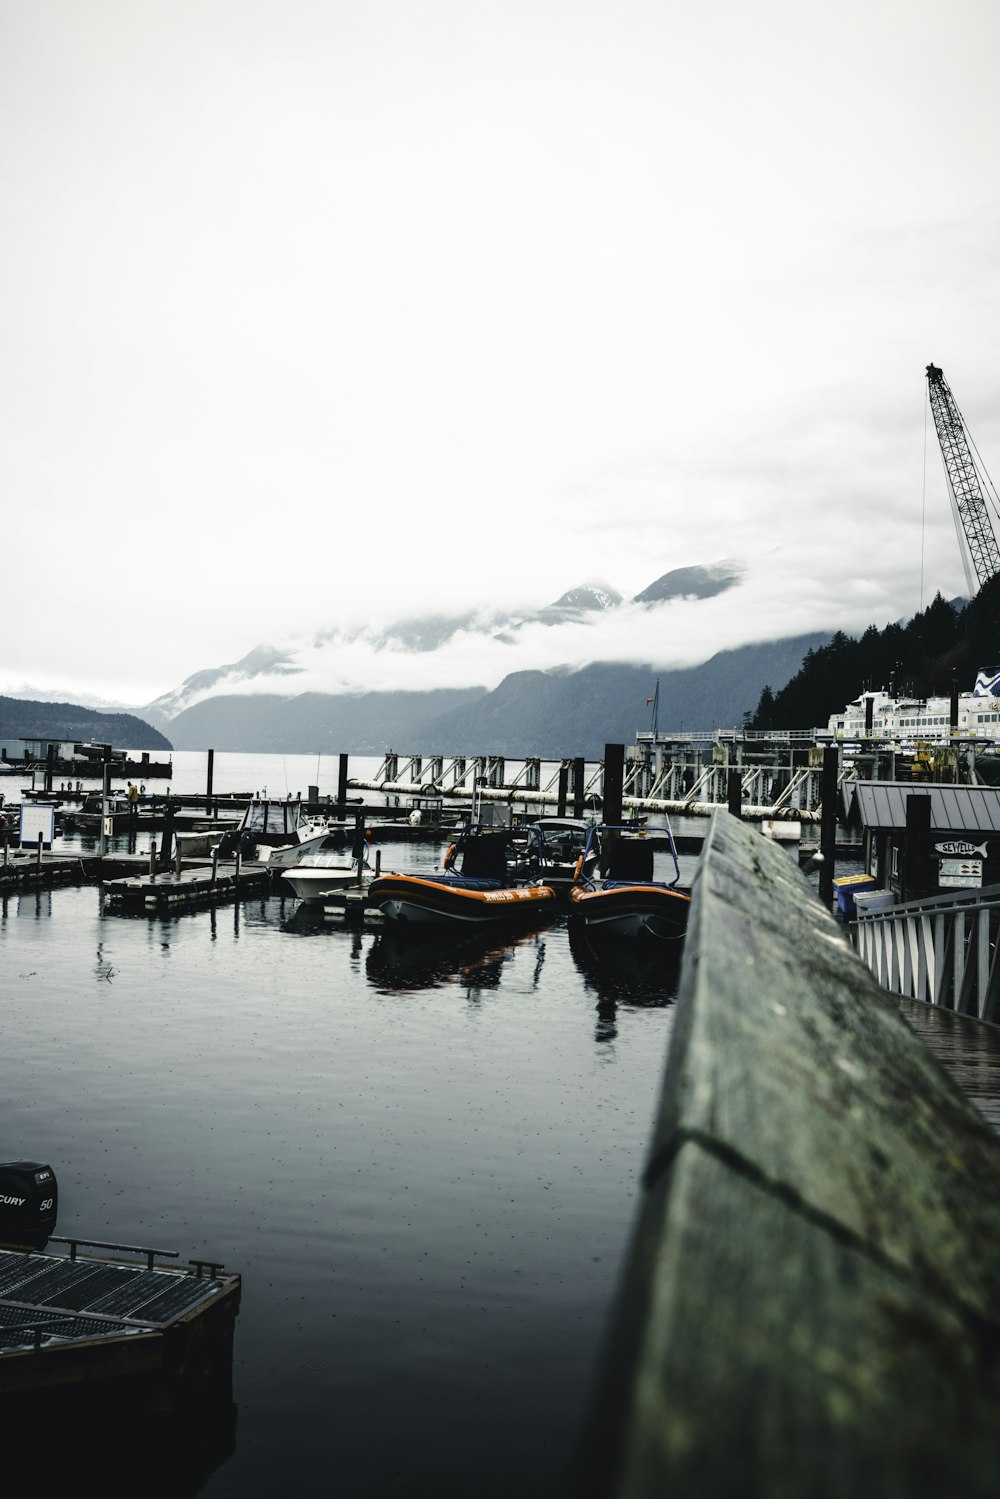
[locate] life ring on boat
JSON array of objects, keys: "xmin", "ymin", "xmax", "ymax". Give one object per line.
[
  {"xmin": 572, "ymin": 854, "xmax": 583, "ymax": 882},
  {"xmin": 443, "ymin": 843, "xmax": 457, "ymax": 870}
]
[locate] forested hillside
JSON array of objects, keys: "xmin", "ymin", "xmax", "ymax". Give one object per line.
[
  {"xmin": 752, "ymin": 579, "xmax": 1000, "ymax": 729},
  {"xmin": 0, "ymin": 697, "xmax": 171, "ymax": 751}
]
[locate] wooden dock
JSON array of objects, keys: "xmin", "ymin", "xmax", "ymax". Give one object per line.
[
  {"xmin": 897, "ymin": 996, "xmax": 1000, "ymax": 1133},
  {"xmin": 103, "ymin": 860, "xmax": 273, "ymax": 913}
]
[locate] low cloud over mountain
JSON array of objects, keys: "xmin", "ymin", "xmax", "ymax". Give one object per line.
[{"xmin": 144, "ymin": 561, "xmax": 759, "ymax": 724}]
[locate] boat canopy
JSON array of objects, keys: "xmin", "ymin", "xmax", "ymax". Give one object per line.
[{"xmin": 240, "ymin": 799, "xmax": 308, "ymax": 836}]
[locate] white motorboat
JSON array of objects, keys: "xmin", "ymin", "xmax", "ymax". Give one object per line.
[
  {"xmin": 281, "ymin": 850, "xmax": 372, "ymax": 902},
  {"xmin": 279, "ymin": 824, "xmax": 372, "ymax": 901},
  {"xmin": 267, "ymin": 823, "xmax": 358, "ymax": 869}
]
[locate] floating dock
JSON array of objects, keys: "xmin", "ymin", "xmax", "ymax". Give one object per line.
[
  {"xmin": 103, "ymin": 861, "xmax": 272, "ymax": 913},
  {"xmin": 0, "ymin": 1236, "xmax": 239, "ymax": 1408}
]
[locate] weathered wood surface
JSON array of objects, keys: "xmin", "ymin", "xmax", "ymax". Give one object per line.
[
  {"xmin": 897, "ymin": 995, "xmax": 1000, "ymax": 1134},
  {"xmin": 584, "ymin": 810, "xmax": 1000, "ymax": 1499},
  {"xmin": 103, "ymin": 863, "xmax": 272, "ymax": 912}
]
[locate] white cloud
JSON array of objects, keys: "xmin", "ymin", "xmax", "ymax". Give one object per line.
[{"xmin": 0, "ymin": 0, "xmax": 997, "ymax": 704}]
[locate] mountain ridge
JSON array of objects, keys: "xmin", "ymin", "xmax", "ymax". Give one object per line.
[{"xmin": 160, "ymin": 633, "xmax": 829, "ymax": 757}]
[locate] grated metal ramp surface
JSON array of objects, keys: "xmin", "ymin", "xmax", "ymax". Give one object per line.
[
  {"xmin": 0, "ymin": 1248, "xmax": 227, "ymax": 1354},
  {"xmin": 0, "ymin": 1302, "xmax": 142, "ymax": 1352}
]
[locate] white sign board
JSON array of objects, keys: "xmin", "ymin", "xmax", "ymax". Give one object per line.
[
  {"xmin": 19, "ymin": 803, "xmax": 55, "ymax": 849},
  {"xmin": 939, "ymin": 857, "xmax": 983, "ymax": 889}
]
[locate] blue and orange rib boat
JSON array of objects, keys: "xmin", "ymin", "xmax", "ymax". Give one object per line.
[
  {"xmin": 368, "ymin": 824, "xmax": 557, "ymax": 930},
  {"xmin": 568, "ymin": 824, "xmax": 691, "ymax": 941}
]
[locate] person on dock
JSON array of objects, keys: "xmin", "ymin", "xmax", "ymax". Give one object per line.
[{"xmin": 127, "ymin": 782, "xmax": 139, "ymax": 817}]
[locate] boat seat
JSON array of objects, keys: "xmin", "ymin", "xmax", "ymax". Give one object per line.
[
  {"xmin": 459, "ymin": 833, "xmax": 510, "ymax": 883},
  {"xmin": 605, "ymin": 840, "xmax": 654, "ymax": 883}
]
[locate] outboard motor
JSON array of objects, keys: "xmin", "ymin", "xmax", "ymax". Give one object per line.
[
  {"xmin": 0, "ymin": 1161, "xmax": 57, "ymax": 1249},
  {"xmin": 217, "ymin": 828, "xmax": 258, "ymax": 860}
]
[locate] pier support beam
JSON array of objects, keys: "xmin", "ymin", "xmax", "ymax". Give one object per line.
[
  {"xmin": 603, "ymin": 744, "xmax": 624, "ymax": 826},
  {"xmin": 818, "ymin": 744, "xmax": 838, "ymax": 908},
  {"xmin": 904, "ymin": 792, "xmax": 933, "ymax": 902},
  {"xmin": 573, "ymin": 757, "xmax": 585, "ymax": 819}
]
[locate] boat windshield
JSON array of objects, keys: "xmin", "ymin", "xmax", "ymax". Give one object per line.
[{"xmin": 242, "ymin": 800, "xmax": 307, "ymax": 835}]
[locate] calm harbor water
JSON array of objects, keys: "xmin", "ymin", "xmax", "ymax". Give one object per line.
[{"xmin": 1, "ymin": 752, "xmax": 682, "ymax": 1496}]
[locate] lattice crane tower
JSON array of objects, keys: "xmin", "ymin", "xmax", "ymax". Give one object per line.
[{"xmin": 925, "ymin": 362, "xmax": 1000, "ymax": 593}]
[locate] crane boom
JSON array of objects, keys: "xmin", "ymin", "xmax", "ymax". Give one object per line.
[{"xmin": 925, "ymin": 362, "xmax": 1000, "ymax": 591}]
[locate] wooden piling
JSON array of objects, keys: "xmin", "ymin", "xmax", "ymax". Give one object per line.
[
  {"xmin": 603, "ymin": 744, "xmax": 624, "ymax": 827},
  {"xmin": 99, "ymin": 763, "xmax": 111, "ymax": 858},
  {"xmin": 557, "ymin": 765, "xmax": 569, "ymax": 818},
  {"xmin": 573, "ymin": 757, "xmax": 586, "ymax": 819},
  {"xmin": 818, "ymin": 744, "xmax": 838, "ymax": 908},
  {"xmin": 904, "ymin": 791, "xmax": 933, "ymax": 901},
  {"xmin": 726, "ymin": 767, "xmax": 741, "ymax": 818},
  {"xmin": 206, "ymin": 748, "xmax": 215, "ymax": 802},
  {"xmin": 337, "ymin": 755, "xmax": 349, "ymax": 814}
]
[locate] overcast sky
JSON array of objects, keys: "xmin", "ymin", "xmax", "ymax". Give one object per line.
[{"xmin": 2, "ymin": 0, "xmax": 999, "ymax": 707}]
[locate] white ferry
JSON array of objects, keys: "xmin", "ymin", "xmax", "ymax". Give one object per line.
[{"xmin": 827, "ymin": 669, "xmax": 1000, "ymax": 743}]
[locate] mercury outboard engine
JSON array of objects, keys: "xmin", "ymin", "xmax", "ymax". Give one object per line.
[
  {"xmin": 0, "ymin": 1161, "xmax": 57, "ymax": 1249},
  {"xmin": 217, "ymin": 828, "xmax": 258, "ymax": 860}
]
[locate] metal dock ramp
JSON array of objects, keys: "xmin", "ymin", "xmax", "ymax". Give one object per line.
[{"xmin": 0, "ymin": 1237, "xmax": 240, "ymax": 1400}]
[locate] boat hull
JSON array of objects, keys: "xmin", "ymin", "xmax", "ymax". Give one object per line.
[
  {"xmin": 369, "ymin": 874, "xmax": 557, "ymax": 928},
  {"xmin": 281, "ymin": 866, "xmax": 365, "ymax": 901},
  {"xmin": 568, "ymin": 882, "xmax": 691, "ymax": 940}
]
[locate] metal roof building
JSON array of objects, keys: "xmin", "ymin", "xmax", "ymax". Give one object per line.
[{"xmin": 843, "ymin": 782, "xmax": 1000, "ymax": 836}]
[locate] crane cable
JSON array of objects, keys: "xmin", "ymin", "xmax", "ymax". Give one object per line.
[{"xmin": 921, "ymin": 382, "xmax": 928, "ymax": 611}]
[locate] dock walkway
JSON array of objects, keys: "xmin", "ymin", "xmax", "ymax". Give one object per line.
[
  {"xmin": 103, "ymin": 861, "xmax": 272, "ymax": 913},
  {"xmin": 897, "ymin": 996, "xmax": 1000, "ymax": 1132}
]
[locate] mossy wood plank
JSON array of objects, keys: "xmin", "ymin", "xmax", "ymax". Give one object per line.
[
  {"xmin": 649, "ymin": 811, "xmax": 1000, "ymax": 1324},
  {"xmin": 585, "ymin": 813, "xmax": 1000, "ymax": 1497},
  {"xmin": 589, "ymin": 1144, "xmax": 999, "ymax": 1499}
]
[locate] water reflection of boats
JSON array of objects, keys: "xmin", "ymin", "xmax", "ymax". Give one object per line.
[
  {"xmin": 12, "ymin": 1390, "xmax": 237, "ymax": 1497},
  {"xmin": 568, "ymin": 824, "xmax": 691, "ymax": 941},
  {"xmin": 568, "ymin": 919, "xmax": 682, "ymax": 1004},
  {"xmin": 366, "ymin": 926, "xmax": 546, "ymax": 994},
  {"xmin": 280, "ymin": 901, "xmax": 330, "ymax": 935}
]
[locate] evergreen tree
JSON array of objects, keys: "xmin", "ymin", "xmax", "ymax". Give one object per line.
[{"xmin": 753, "ymin": 684, "xmax": 775, "ymax": 729}]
